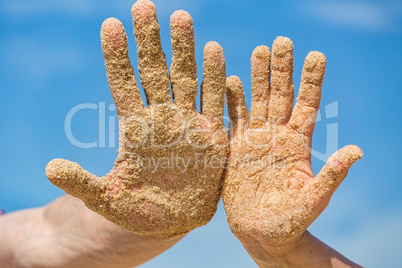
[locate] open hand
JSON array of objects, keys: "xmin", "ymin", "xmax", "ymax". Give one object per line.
[
  {"xmin": 46, "ymin": 0, "xmax": 227, "ymax": 237},
  {"xmin": 222, "ymin": 37, "xmax": 362, "ymax": 244}
]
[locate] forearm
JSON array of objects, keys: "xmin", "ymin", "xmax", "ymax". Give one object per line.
[
  {"xmin": 240, "ymin": 231, "xmax": 362, "ymax": 268},
  {"xmin": 0, "ymin": 195, "xmax": 185, "ymax": 268}
]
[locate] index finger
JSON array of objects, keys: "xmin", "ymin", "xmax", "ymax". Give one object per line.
[
  {"xmin": 101, "ymin": 18, "xmax": 144, "ymax": 116},
  {"xmin": 289, "ymin": 51, "xmax": 326, "ymax": 139}
]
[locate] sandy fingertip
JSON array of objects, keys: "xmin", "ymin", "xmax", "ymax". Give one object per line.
[
  {"xmin": 171, "ymin": 10, "xmax": 193, "ymax": 28},
  {"xmin": 304, "ymin": 51, "xmax": 326, "ymax": 72},
  {"xmin": 272, "ymin": 36, "xmax": 294, "ymax": 58},
  {"xmin": 132, "ymin": 0, "xmax": 156, "ymax": 21}
]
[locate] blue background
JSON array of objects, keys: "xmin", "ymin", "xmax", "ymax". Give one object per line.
[{"xmin": 0, "ymin": 0, "xmax": 401, "ymax": 267}]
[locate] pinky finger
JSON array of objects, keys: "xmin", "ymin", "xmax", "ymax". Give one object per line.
[
  {"xmin": 201, "ymin": 41, "xmax": 226, "ymax": 127},
  {"xmin": 226, "ymin": 76, "xmax": 249, "ymax": 139}
]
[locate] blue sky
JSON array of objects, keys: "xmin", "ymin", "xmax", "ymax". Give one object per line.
[{"xmin": 0, "ymin": 0, "xmax": 401, "ymax": 267}]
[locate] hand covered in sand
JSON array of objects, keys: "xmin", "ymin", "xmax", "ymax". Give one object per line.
[
  {"xmin": 46, "ymin": 0, "xmax": 227, "ymax": 237},
  {"xmin": 222, "ymin": 37, "xmax": 362, "ymax": 244}
]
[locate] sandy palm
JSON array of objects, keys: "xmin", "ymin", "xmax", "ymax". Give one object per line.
[
  {"xmin": 223, "ymin": 37, "xmax": 362, "ymax": 243},
  {"xmin": 46, "ymin": 0, "xmax": 227, "ymax": 237}
]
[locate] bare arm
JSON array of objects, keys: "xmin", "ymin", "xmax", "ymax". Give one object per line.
[
  {"xmin": 241, "ymin": 231, "xmax": 362, "ymax": 268},
  {"xmin": 0, "ymin": 195, "xmax": 184, "ymax": 268}
]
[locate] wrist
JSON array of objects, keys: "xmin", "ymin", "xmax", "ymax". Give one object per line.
[
  {"xmin": 11, "ymin": 196, "xmax": 186, "ymax": 268},
  {"xmin": 42, "ymin": 195, "xmax": 187, "ymax": 268},
  {"xmin": 239, "ymin": 231, "xmax": 306, "ymax": 268},
  {"xmin": 239, "ymin": 231, "xmax": 362, "ymax": 268}
]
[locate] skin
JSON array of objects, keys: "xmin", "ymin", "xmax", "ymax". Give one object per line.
[
  {"xmin": 223, "ymin": 38, "xmax": 363, "ymax": 267},
  {"xmin": 0, "ymin": 1, "xmax": 228, "ymax": 267},
  {"xmin": 0, "ymin": 196, "xmax": 185, "ymax": 268},
  {"xmin": 0, "ymin": 1, "xmax": 364, "ymax": 267},
  {"xmin": 46, "ymin": 0, "xmax": 228, "ymax": 237}
]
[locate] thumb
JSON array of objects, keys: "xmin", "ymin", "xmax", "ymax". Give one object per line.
[
  {"xmin": 46, "ymin": 159, "xmax": 105, "ymax": 205},
  {"xmin": 310, "ymin": 145, "xmax": 363, "ymax": 199}
]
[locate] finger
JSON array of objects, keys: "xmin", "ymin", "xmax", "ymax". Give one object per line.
[
  {"xmin": 132, "ymin": 0, "xmax": 170, "ymax": 105},
  {"xmin": 226, "ymin": 76, "xmax": 249, "ymax": 138},
  {"xmin": 101, "ymin": 18, "xmax": 144, "ymax": 116},
  {"xmin": 170, "ymin": 10, "xmax": 198, "ymax": 109},
  {"xmin": 289, "ymin": 51, "xmax": 326, "ymax": 140},
  {"xmin": 46, "ymin": 159, "xmax": 105, "ymax": 206},
  {"xmin": 201, "ymin": 41, "xmax": 226, "ymax": 126},
  {"xmin": 250, "ymin": 46, "xmax": 271, "ymax": 128},
  {"xmin": 309, "ymin": 145, "xmax": 363, "ymax": 199},
  {"xmin": 268, "ymin": 36, "xmax": 294, "ymax": 125}
]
